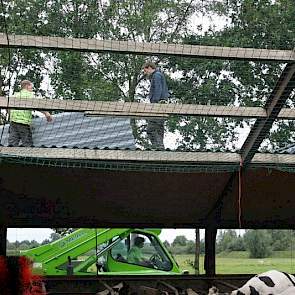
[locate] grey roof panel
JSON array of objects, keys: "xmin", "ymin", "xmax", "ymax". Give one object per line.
[
  {"xmin": 276, "ymin": 143, "xmax": 295, "ymax": 154},
  {"xmin": 0, "ymin": 112, "xmax": 136, "ymax": 149}
]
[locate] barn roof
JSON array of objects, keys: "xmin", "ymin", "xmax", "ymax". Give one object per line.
[
  {"xmin": 0, "ymin": 112, "xmax": 135, "ymax": 149},
  {"xmin": 276, "ymin": 143, "xmax": 295, "ymax": 154}
]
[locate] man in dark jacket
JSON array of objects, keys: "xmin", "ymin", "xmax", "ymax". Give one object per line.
[{"xmin": 143, "ymin": 61, "xmax": 169, "ymax": 149}]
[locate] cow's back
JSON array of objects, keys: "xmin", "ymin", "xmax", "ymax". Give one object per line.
[{"xmin": 231, "ymin": 270, "xmax": 295, "ymax": 295}]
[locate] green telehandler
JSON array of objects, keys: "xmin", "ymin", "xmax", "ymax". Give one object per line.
[{"xmin": 22, "ymin": 228, "xmax": 184, "ymax": 275}]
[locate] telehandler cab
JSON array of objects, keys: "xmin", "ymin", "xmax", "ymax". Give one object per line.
[{"xmin": 22, "ymin": 228, "xmax": 183, "ymax": 275}]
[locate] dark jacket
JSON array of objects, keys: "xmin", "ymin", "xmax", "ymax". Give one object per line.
[{"xmin": 149, "ymin": 69, "xmax": 169, "ymax": 103}]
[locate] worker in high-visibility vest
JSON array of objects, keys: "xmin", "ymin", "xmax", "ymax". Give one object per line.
[{"xmin": 8, "ymin": 79, "xmax": 53, "ymax": 147}]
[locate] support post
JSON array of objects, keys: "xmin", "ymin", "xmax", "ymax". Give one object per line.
[
  {"xmin": 204, "ymin": 227, "xmax": 217, "ymax": 276},
  {"xmin": 0, "ymin": 226, "xmax": 7, "ymax": 256},
  {"xmin": 194, "ymin": 228, "xmax": 200, "ymax": 275}
]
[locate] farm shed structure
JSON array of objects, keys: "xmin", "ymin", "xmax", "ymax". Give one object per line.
[{"xmin": 0, "ymin": 32, "xmax": 294, "ymax": 276}]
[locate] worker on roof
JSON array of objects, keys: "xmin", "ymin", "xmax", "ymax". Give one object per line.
[
  {"xmin": 8, "ymin": 80, "xmax": 53, "ymax": 147},
  {"xmin": 143, "ymin": 61, "xmax": 169, "ymax": 150}
]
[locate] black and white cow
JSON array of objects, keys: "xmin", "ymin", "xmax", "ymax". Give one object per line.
[
  {"xmin": 230, "ymin": 270, "xmax": 295, "ymax": 295},
  {"xmin": 277, "ymin": 287, "xmax": 295, "ymax": 295}
]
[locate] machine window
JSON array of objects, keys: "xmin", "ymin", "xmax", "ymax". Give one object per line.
[{"xmin": 111, "ymin": 233, "xmax": 172, "ymax": 271}]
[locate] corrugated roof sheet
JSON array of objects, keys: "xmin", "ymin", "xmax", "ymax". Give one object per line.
[
  {"xmin": 0, "ymin": 112, "xmax": 136, "ymax": 149},
  {"xmin": 276, "ymin": 143, "xmax": 295, "ymax": 154}
]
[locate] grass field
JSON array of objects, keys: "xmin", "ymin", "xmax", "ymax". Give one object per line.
[
  {"xmin": 9, "ymin": 250, "xmax": 295, "ymax": 275},
  {"xmin": 175, "ymin": 251, "xmax": 295, "ymax": 274}
]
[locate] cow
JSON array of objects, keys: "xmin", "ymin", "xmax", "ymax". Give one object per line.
[
  {"xmin": 231, "ymin": 270, "xmax": 295, "ymax": 295},
  {"xmin": 277, "ymin": 287, "xmax": 295, "ymax": 295},
  {"xmin": 209, "ymin": 270, "xmax": 295, "ymax": 295}
]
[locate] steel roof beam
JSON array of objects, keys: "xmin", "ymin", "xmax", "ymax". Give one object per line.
[
  {"xmin": 206, "ymin": 63, "xmax": 295, "ymax": 229},
  {"xmin": 240, "ymin": 63, "xmax": 295, "ymax": 165}
]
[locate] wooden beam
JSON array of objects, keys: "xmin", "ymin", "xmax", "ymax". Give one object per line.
[
  {"xmin": 0, "ymin": 33, "xmax": 294, "ymax": 62},
  {"xmin": 1, "ymin": 96, "xmax": 295, "ymax": 119},
  {"xmin": 277, "ymin": 108, "xmax": 295, "ymax": 119},
  {"xmin": 252, "ymin": 153, "xmax": 295, "ymax": 165},
  {"xmin": 1, "ymin": 147, "xmax": 295, "ymax": 167},
  {"xmin": 0, "ymin": 96, "xmax": 266, "ymax": 118},
  {"xmin": 84, "ymin": 111, "xmax": 169, "ymax": 118},
  {"xmin": 0, "ymin": 147, "xmax": 241, "ymax": 163}
]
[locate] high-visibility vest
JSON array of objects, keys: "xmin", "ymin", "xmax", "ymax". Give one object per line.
[{"xmin": 10, "ymin": 89, "xmax": 33, "ymax": 125}]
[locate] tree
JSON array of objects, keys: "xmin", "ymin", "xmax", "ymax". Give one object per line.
[
  {"xmin": 44, "ymin": 0, "xmax": 199, "ymax": 147},
  {"xmin": 172, "ymin": 235, "xmax": 188, "ymax": 247},
  {"xmin": 2, "ymin": 0, "xmax": 293, "ymax": 150},
  {"xmin": 41, "ymin": 239, "xmax": 50, "ymax": 245},
  {"xmin": 217, "ymin": 230, "xmax": 246, "ymax": 253},
  {"xmin": 42, "ymin": 0, "xmax": 198, "ymax": 104},
  {"xmin": 166, "ymin": 56, "xmax": 240, "ymax": 151},
  {"xmin": 206, "ymin": 0, "xmax": 295, "ymax": 150},
  {"xmin": 266, "ymin": 230, "xmax": 292, "ymax": 251},
  {"xmin": 163, "ymin": 240, "xmax": 170, "ymax": 248},
  {"xmin": 244, "ymin": 230, "xmax": 272, "ymax": 258},
  {"xmin": 0, "ymin": 0, "xmax": 51, "ymax": 95},
  {"xmin": 217, "ymin": 230, "xmax": 235, "ymax": 253},
  {"xmin": 1, "ymin": 0, "xmax": 201, "ymax": 148},
  {"xmin": 49, "ymin": 232, "xmax": 61, "ymax": 242},
  {"xmin": 165, "ymin": 0, "xmax": 295, "ymax": 151},
  {"xmin": 230, "ymin": 235, "xmax": 246, "ymax": 252}
]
